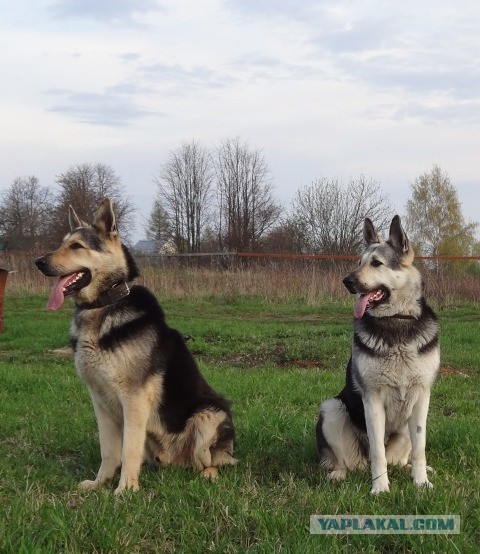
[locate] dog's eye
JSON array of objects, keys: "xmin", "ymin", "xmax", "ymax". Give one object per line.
[
  {"xmin": 70, "ymin": 242, "xmax": 84, "ymax": 250},
  {"xmin": 371, "ymin": 259, "xmax": 382, "ymax": 267}
]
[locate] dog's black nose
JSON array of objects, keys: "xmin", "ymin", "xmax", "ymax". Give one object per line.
[
  {"xmin": 343, "ymin": 274, "xmax": 357, "ymax": 294},
  {"xmin": 35, "ymin": 256, "xmax": 47, "ymax": 271},
  {"xmin": 35, "ymin": 255, "xmax": 57, "ymax": 276}
]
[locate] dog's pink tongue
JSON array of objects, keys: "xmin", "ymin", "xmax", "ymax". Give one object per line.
[
  {"xmin": 46, "ymin": 275, "xmax": 71, "ymax": 311},
  {"xmin": 354, "ymin": 292, "xmax": 375, "ymax": 319}
]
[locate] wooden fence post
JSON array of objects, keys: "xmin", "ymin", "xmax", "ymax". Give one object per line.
[{"xmin": 0, "ymin": 268, "xmax": 8, "ymax": 333}]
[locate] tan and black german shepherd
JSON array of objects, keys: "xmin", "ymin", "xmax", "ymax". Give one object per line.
[
  {"xmin": 316, "ymin": 216, "xmax": 439, "ymax": 494},
  {"xmin": 36, "ymin": 198, "xmax": 236, "ymax": 494}
]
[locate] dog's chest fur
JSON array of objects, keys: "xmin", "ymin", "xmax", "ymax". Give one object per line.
[
  {"xmin": 352, "ymin": 311, "xmax": 439, "ymax": 428},
  {"xmin": 70, "ymin": 307, "xmax": 156, "ymax": 414}
]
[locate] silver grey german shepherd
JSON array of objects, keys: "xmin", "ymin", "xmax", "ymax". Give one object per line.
[
  {"xmin": 316, "ymin": 215, "xmax": 439, "ymax": 494},
  {"xmin": 36, "ymin": 198, "xmax": 236, "ymax": 494}
]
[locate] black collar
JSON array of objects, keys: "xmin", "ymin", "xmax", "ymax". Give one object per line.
[
  {"xmin": 76, "ymin": 282, "xmax": 131, "ymax": 310},
  {"xmin": 365, "ymin": 312, "xmax": 418, "ymax": 322},
  {"xmin": 387, "ymin": 313, "xmax": 418, "ymax": 320}
]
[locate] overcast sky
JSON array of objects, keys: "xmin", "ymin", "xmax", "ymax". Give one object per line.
[{"xmin": 1, "ymin": 0, "xmax": 479, "ymax": 242}]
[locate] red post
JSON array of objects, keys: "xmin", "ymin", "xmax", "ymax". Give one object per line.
[{"xmin": 0, "ymin": 268, "xmax": 8, "ymax": 333}]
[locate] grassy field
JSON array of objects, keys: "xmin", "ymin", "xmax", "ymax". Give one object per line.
[{"xmin": 1, "ymin": 291, "xmax": 479, "ymax": 553}]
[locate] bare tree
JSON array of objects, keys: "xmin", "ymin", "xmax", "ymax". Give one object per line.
[
  {"xmin": 0, "ymin": 176, "xmax": 54, "ymax": 252},
  {"xmin": 51, "ymin": 163, "xmax": 135, "ymax": 243},
  {"xmin": 154, "ymin": 140, "xmax": 213, "ymax": 253},
  {"xmin": 290, "ymin": 177, "xmax": 393, "ymax": 254},
  {"xmin": 214, "ymin": 137, "xmax": 281, "ymax": 251}
]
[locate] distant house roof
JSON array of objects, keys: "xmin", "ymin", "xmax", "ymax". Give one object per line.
[{"xmin": 132, "ymin": 240, "xmax": 166, "ymax": 254}]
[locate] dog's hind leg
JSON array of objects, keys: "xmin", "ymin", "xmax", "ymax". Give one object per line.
[
  {"xmin": 210, "ymin": 417, "xmax": 237, "ymax": 469},
  {"xmin": 191, "ymin": 410, "xmax": 233, "ymax": 480},
  {"xmin": 208, "ymin": 439, "xmax": 237, "ymax": 480},
  {"xmin": 316, "ymin": 407, "xmax": 344, "ymax": 480},
  {"xmin": 211, "ymin": 446, "xmax": 237, "ymax": 467},
  {"xmin": 317, "ymin": 398, "xmax": 367, "ymax": 481},
  {"xmin": 79, "ymin": 393, "xmax": 122, "ymax": 491}
]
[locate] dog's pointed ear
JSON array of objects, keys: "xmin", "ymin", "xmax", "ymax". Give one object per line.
[
  {"xmin": 363, "ymin": 218, "xmax": 381, "ymax": 246},
  {"xmin": 69, "ymin": 206, "xmax": 88, "ymax": 230},
  {"xmin": 388, "ymin": 215, "xmax": 409, "ymax": 253},
  {"xmin": 94, "ymin": 198, "xmax": 117, "ymax": 236}
]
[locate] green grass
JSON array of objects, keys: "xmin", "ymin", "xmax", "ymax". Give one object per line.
[{"xmin": 1, "ymin": 293, "xmax": 479, "ymax": 553}]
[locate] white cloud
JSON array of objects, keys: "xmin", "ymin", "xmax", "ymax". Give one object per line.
[
  {"xmin": 49, "ymin": 0, "xmax": 163, "ymax": 24},
  {"xmin": 1, "ymin": 0, "xmax": 479, "ymax": 242},
  {"xmin": 47, "ymin": 89, "xmax": 161, "ymax": 126}
]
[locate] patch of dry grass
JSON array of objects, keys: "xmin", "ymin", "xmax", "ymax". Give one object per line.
[{"xmin": 2, "ymin": 252, "xmax": 480, "ymax": 305}]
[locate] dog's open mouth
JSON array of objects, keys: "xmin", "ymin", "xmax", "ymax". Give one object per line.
[
  {"xmin": 46, "ymin": 270, "xmax": 91, "ymax": 311},
  {"xmin": 354, "ymin": 287, "xmax": 388, "ymax": 319}
]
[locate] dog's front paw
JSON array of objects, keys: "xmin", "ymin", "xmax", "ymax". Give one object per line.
[
  {"xmin": 405, "ymin": 464, "xmax": 435, "ymax": 474},
  {"xmin": 327, "ymin": 468, "xmax": 347, "ymax": 481},
  {"xmin": 370, "ymin": 477, "xmax": 390, "ymax": 495},
  {"xmin": 201, "ymin": 467, "xmax": 218, "ymax": 480},
  {"xmin": 114, "ymin": 477, "xmax": 140, "ymax": 495},
  {"xmin": 414, "ymin": 478, "xmax": 433, "ymax": 490},
  {"xmin": 371, "ymin": 483, "xmax": 390, "ymax": 495},
  {"xmin": 79, "ymin": 479, "xmax": 101, "ymax": 491},
  {"xmin": 411, "ymin": 464, "xmax": 433, "ymax": 489}
]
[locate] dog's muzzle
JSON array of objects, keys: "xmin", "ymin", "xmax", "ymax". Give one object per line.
[
  {"xmin": 342, "ymin": 273, "xmax": 358, "ymax": 294},
  {"xmin": 35, "ymin": 255, "xmax": 48, "ymax": 273},
  {"xmin": 35, "ymin": 255, "xmax": 55, "ymax": 276}
]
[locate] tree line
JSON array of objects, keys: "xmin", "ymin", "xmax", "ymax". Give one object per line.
[
  {"xmin": 145, "ymin": 137, "xmax": 399, "ymax": 254},
  {"xmin": 0, "ymin": 137, "xmax": 478, "ymax": 262},
  {"xmin": 0, "ymin": 164, "xmax": 135, "ymax": 252}
]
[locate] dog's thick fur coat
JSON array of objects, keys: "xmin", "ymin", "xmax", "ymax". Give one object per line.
[
  {"xmin": 316, "ymin": 216, "xmax": 440, "ymax": 494},
  {"xmin": 36, "ymin": 199, "xmax": 236, "ymax": 493}
]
